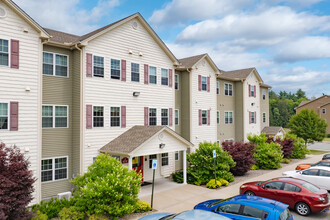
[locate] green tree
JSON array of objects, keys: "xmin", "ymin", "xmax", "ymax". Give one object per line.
[{"xmin": 288, "ymin": 109, "xmax": 327, "ymax": 145}]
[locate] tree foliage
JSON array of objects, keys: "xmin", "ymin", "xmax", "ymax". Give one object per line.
[
  {"xmin": 266, "ymin": 137, "xmax": 294, "ymax": 158},
  {"xmin": 285, "ymin": 134, "xmax": 310, "ymax": 159},
  {"xmin": 288, "ymin": 109, "xmax": 327, "ymax": 145},
  {"xmin": 0, "ymin": 142, "xmax": 36, "ymax": 220}
]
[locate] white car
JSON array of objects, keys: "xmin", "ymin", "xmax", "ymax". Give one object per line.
[{"xmin": 283, "ymin": 166, "xmax": 330, "ymax": 190}]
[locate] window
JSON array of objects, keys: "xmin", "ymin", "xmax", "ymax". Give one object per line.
[
  {"xmin": 0, "ymin": 103, "xmax": 8, "ymax": 130},
  {"xmin": 175, "ymin": 109, "xmax": 179, "ymax": 125},
  {"xmin": 93, "ymin": 106, "xmax": 104, "ymax": 127},
  {"xmin": 161, "ymin": 109, "xmax": 168, "ymax": 125},
  {"xmin": 224, "ymin": 83, "xmax": 233, "ymax": 96},
  {"xmin": 322, "ymin": 108, "xmax": 326, "ymax": 114},
  {"xmin": 131, "ymin": 63, "xmax": 139, "ymax": 82},
  {"xmin": 161, "ymin": 153, "xmax": 168, "ymax": 166},
  {"xmin": 110, "ymin": 107, "xmax": 120, "ymax": 127},
  {"xmin": 225, "ymin": 111, "xmax": 233, "ymax": 124},
  {"xmin": 111, "ymin": 59, "xmax": 120, "ymax": 79},
  {"xmin": 217, "ymin": 204, "xmax": 240, "ymax": 214},
  {"xmin": 225, "ymin": 139, "xmax": 234, "ymax": 145},
  {"xmin": 0, "ymin": 39, "xmax": 9, "ymax": 66},
  {"xmin": 149, "ymin": 154, "xmax": 157, "ymax": 168},
  {"xmin": 42, "ymin": 52, "xmax": 68, "ymax": 77},
  {"xmin": 263, "ymin": 112, "xmax": 266, "ymax": 123},
  {"xmin": 242, "ymin": 206, "xmax": 267, "ymax": 219},
  {"xmin": 41, "ymin": 157, "xmax": 68, "ymax": 182},
  {"xmin": 175, "ymin": 74, "xmax": 179, "ymax": 90},
  {"xmin": 279, "ymin": 208, "xmax": 292, "ymax": 220},
  {"xmin": 42, "ymin": 105, "xmax": 68, "ymax": 128},
  {"xmin": 217, "ymin": 111, "xmax": 220, "ymax": 124},
  {"xmin": 250, "ymin": 85, "xmax": 255, "ymax": 97},
  {"xmin": 93, "ymin": 56, "xmax": 104, "ymax": 77},
  {"xmin": 149, "ymin": 108, "xmax": 157, "ymax": 126},
  {"xmin": 264, "ymin": 181, "xmax": 283, "ymax": 190},
  {"xmin": 283, "ymin": 183, "xmax": 301, "ymax": 192},
  {"xmin": 201, "ymin": 76, "xmax": 207, "ymax": 91},
  {"xmin": 175, "ymin": 151, "xmax": 179, "ymax": 161},
  {"xmin": 149, "ymin": 66, "xmax": 157, "ymax": 84},
  {"xmin": 319, "ymin": 170, "xmax": 330, "ymax": 177},
  {"xmin": 302, "ymin": 169, "xmax": 319, "ymax": 176},
  {"xmin": 250, "ymin": 112, "xmax": 256, "ymax": 124},
  {"xmin": 202, "ymin": 110, "xmax": 207, "ymax": 125},
  {"xmin": 262, "ymin": 89, "xmax": 266, "ymax": 100},
  {"xmin": 161, "ymin": 68, "xmax": 168, "ymax": 85},
  {"xmin": 216, "ymin": 81, "xmax": 219, "ymax": 94}
]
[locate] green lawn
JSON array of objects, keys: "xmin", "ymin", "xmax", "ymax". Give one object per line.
[
  {"xmin": 323, "ymin": 137, "xmax": 330, "ymax": 142},
  {"xmin": 309, "ymin": 149, "xmax": 330, "ymax": 155}
]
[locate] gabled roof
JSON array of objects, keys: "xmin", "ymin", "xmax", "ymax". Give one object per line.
[
  {"xmin": 261, "ymin": 126, "xmax": 286, "ymax": 135},
  {"xmin": 297, "ymin": 95, "xmax": 330, "ymax": 109},
  {"xmin": 99, "ymin": 126, "xmax": 192, "ymax": 156},
  {"xmin": 44, "ymin": 28, "xmax": 79, "ymax": 45},
  {"xmin": 319, "ymin": 102, "xmax": 330, "ymax": 108},
  {"xmin": 3, "ymin": 0, "xmax": 50, "ymax": 39},
  {"xmin": 177, "ymin": 53, "xmax": 220, "ymax": 74},
  {"xmin": 260, "ymin": 83, "xmax": 272, "ymax": 88},
  {"xmin": 297, "ymin": 100, "xmax": 310, "ymax": 108},
  {"xmin": 218, "ymin": 67, "xmax": 256, "ymax": 81}
]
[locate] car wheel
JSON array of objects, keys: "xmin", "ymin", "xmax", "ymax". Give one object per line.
[
  {"xmin": 244, "ymin": 191, "xmax": 255, "ymax": 196},
  {"xmin": 295, "ymin": 202, "xmax": 311, "ymax": 216}
]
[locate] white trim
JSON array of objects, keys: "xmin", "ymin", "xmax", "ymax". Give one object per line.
[
  {"xmin": 224, "ymin": 82, "xmax": 233, "ymax": 96},
  {"xmin": 0, "ymin": 101, "xmax": 9, "ymax": 130},
  {"xmin": 41, "ymin": 156, "xmax": 69, "ymax": 183},
  {"xmin": 175, "ymin": 151, "xmax": 179, "ymax": 161},
  {"xmin": 0, "ymin": 6, "xmax": 8, "ymax": 18},
  {"xmin": 110, "ymin": 58, "xmax": 121, "ymax": 80},
  {"xmin": 148, "ymin": 107, "xmax": 157, "ymax": 126},
  {"xmin": 322, "ymin": 108, "xmax": 326, "ymax": 114},
  {"xmin": 42, "ymin": 104, "xmax": 69, "ymax": 129},
  {"xmin": 201, "ymin": 76, "xmax": 207, "ymax": 91},
  {"xmin": 161, "ymin": 108, "xmax": 169, "ymax": 126},
  {"xmin": 217, "ymin": 111, "xmax": 220, "ymax": 124},
  {"xmin": 175, "ymin": 74, "xmax": 179, "ymax": 90},
  {"xmin": 160, "ymin": 68, "xmax": 169, "ymax": 86},
  {"xmin": 216, "ymin": 81, "xmax": 219, "ymax": 94},
  {"xmin": 224, "ymin": 111, "xmax": 233, "ymax": 124},
  {"xmin": 92, "ymin": 105, "xmax": 105, "ymax": 128},
  {"xmin": 262, "ymin": 89, "xmax": 266, "ymax": 100},
  {"xmin": 0, "ymin": 37, "xmax": 10, "ymax": 68},
  {"xmin": 130, "ymin": 62, "xmax": 140, "ymax": 83},
  {"xmin": 149, "ymin": 65, "xmax": 157, "ymax": 84},
  {"xmin": 110, "ymin": 106, "xmax": 121, "ymax": 127},
  {"xmin": 201, "ymin": 109, "xmax": 208, "ymax": 125},
  {"xmin": 42, "ymin": 52, "xmax": 69, "ymax": 78},
  {"xmin": 175, "ymin": 109, "xmax": 179, "ymax": 126},
  {"xmin": 262, "ymin": 112, "xmax": 266, "ymax": 123},
  {"xmin": 92, "ymin": 54, "xmax": 105, "ymax": 78},
  {"xmin": 161, "ymin": 152, "xmax": 169, "ymax": 166}
]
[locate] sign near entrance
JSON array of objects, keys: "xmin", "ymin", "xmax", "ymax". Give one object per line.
[
  {"xmin": 152, "ymin": 159, "xmax": 157, "ymax": 169},
  {"xmin": 121, "ymin": 157, "xmax": 128, "ymax": 164},
  {"xmin": 213, "ymin": 150, "xmax": 216, "ymax": 158}
]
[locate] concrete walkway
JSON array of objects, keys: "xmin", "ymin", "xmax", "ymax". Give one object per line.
[{"xmin": 138, "ymin": 153, "xmax": 329, "ymax": 219}]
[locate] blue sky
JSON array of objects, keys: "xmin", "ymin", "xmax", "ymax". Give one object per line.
[{"xmin": 16, "ymin": 0, "xmax": 330, "ymax": 99}]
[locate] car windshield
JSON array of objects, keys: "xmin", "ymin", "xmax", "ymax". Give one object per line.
[
  {"xmin": 210, "ymin": 197, "xmax": 232, "ymax": 207},
  {"xmin": 160, "ymin": 214, "xmax": 176, "ymax": 220},
  {"xmin": 278, "ymin": 208, "xmax": 291, "ymax": 220},
  {"xmin": 301, "ymin": 182, "xmax": 320, "ymax": 193}
]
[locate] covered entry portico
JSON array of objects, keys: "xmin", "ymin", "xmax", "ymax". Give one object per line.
[{"xmin": 99, "ymin": 126, "xmax": 193, "ymax": 183}]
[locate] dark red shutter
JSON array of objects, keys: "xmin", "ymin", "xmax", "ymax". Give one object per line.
[
  {"xmin": 10, "ymin": 102, "xmax": 18, "ymax": 131},
  {"xmin": 207, "ymin": 77, "xmax": 210, "ymax": 92},
  {"xmin": 207, "ymin": 110, "xmax": 210, "ymax": 125},
  {"xmin": 144, "ymin": 64, "xmax": 149, "ymax": 84},
  {"xmin": 10, "ymin": 40, "xmax": 19, "ymax": 69},
  {"xmin": 86, "ymin": 53, "xmax": 92, "ymax": 77},
  {"xmin": 255, "ymin": 111, "xmax": 257, "ymax": 124},
  {"xmin": 199, "ymin": 109, "xmax": 202, "ymax": 125},
  {"xmin": 249, "ymin": 111, "xmax": 251, "ymax": 124},
  {"xmin": 248, "ymin": 85, "xmax": 251, "ymax": 97},
  {"xmin": 121, "ymin": 60, "xmax": 126, "ymax": 82},
  {"xmin": 169, "ymin": 108, "xmax": 173, "ymax": 126},
  {"xmin": 144, "ymin": 107, "xmax": 149, "ymax": 126},
  {"xmin": 198, "ymin": 75, "xmax": 201, "ymax": 91},
  {"xmin": 169, "ymin": 69, "xmax": 173, "ymax": 88},
  {"xmin": 254, "ymin": 85, "xmax": 256, "ymax": 97},
  {"xmin": 121, "ymin": 106, "xmax": 126, "ymax": 128},
  {"xmin": 86, "ymin": 105, "xmax": 92, "ymax": 129}
]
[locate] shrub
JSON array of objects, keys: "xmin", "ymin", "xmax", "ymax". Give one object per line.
[
  {"xmin": 58, "ymin": 206, "xmax": 84, "ymax": 220},
  {"xmin": 134, "ymin": 201, "xmax": 152, "ymax": 213},
  {"xmin": 187, "ymin": 142, "xmax": 236, "ymax": 185},
  {"xmin": 286, "ymin": 134, "xmax": 310, "ymax": 159},
  {"xmin": 250, "ymin": 164, "xmax": 259, "ymax": 170},
  {"xmin": 88, "ymin": 214, "xmax": 109, "ymax": 220},
  {"xmin": 31, "ymin": 210, "xmax": 48, "ymax": 220},
  {"xmin": 222, "ymin": 142, "xmax": 256, "ymax": 176},
  {"xmin": 282, "ymin": 158, "xmax": 291, "ymax": 164},
  {"xmin": 0, "ymin": 142, "xmax": 36, "ymax": 219},
  {"xmin": 71, "ymin": 154, "xmax": 142, "ymax": 219},
  {"xmin": 171, "ymin": 171, "xmax": 184, "ymax": 183},
  {"xmin": 31, "ymin": 198, "xmax": 73, "ymax": 219},
  {"xmin": 206, "ymin": 179, "xmax": 221, "ymax": 189},
  {"xmin": 218, "ymin": 178, "xmax": 229, "ymax": 186},
  {"xmin": 267, "ymin": 137, "xmax": 294, "ymax": 158}
]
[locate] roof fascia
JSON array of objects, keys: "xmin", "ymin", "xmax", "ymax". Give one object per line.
[{"xmin": 298, "ymin": 95, "xmax": 329, "ymax": 109}]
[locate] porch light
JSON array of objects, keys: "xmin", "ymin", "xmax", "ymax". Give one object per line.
[
  {"xmin": 159, "ymin": 143, "xmax": 165, "ymax": 149},
  {"xmin": 133, "ymin": 92, "xmax": 140, "ymax": 97}
]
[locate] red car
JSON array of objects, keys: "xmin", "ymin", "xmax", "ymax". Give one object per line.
[{"xmin": 239, "ymin": 177, "xmax": 330, "ymax": 216}]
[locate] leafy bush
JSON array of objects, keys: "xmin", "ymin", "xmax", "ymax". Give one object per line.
[
  {"xmin": 222, "ymin": 142, "xmax": 256, "ymax": 176},
  {"xmin": 286, "ymin": 134, "xmax": 310, "ymax": 159},
  {"xmin": 134, "ymin": 201, "xmax": 152, "ymax": 213},
  {"xmin": 58, "ymin": 206, "xmax": 84, "ymax": 220},
  {"xmin": 267, "ymin": 137, "xmax": 294, "ymax": 158},
  {"xmin": 206, "ymin": 179, "xmax": 222, "ymax": 189},
  {"xmin": 218, "ymin": 178, "xmax": 229, "ymax": 186},
  {"xmin": 171, "ymin": 171, "xmax": 184, "ymax": 183},
  {"xmin": 281, "ymin": 158, "xmax": 291, "ymax": 164},
  {"xmin": 0, "ymin": 142, "xmax": 36, "ymax": 219},
  {"xmin": 250, "ymin": 164, "xmax": 259, "ymax": 170},
  {"xmin": 187, "ymin": 142, "xmax": 236, "ymax": 185},
  {"xmin": 71, "ymin": 154, "xmax": 142, "ymax": 219},
  {"xmin": 31, "ymin": 210, "xmax": 48, "ymax": 220},
  {"xmin": 31, "ymin": 198, "xmax": 73, "ymax": 219},
  {"xmin": 88, "ymin": 214, "xmax": 109, "ymax": 220}
]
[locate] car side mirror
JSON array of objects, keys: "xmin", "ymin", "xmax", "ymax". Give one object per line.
[{"xmin": 260, "ymin": 185, "xmax": 265, "ymax": 189}]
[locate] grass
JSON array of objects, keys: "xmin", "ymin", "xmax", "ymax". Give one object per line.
[
  {"xmin": 309, "ymin": 150, "xmax": 330, "ymax": 155},
  {"xmin": 323, "ymin": 137, "xmax": 330, "ymax": 142}
]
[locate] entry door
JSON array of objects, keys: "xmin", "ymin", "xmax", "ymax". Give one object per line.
[{"xmin": 132, "ymin": 156, "xmax": 144, "ymax": 181}]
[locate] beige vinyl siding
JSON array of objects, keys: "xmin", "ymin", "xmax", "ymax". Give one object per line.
[
  {"xmin": 260, "ymin": 87, "xmax": 269, "ymax": 130},
  {"xmin": 82, "ymin": 18, "xmax": 175, "ymax": 171},
  {"xmin": 234, "ymin": 82, "xmax": 244, "ymax": 142},
  {"xmin": 0, "ymin": 1, "xmax": 42, "ymax": 203},
  {"xmin": 42, "ymin": 45, "xmax": 73, "ymax": 198}
]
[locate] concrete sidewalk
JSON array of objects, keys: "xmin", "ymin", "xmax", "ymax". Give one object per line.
[{"xmin": 138, "ymin": 153, "xmax": 326, "ymax": 217}]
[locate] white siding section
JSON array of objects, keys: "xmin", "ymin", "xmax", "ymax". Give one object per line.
[
  {"xmin": 82, "ymin": 18, "xmax": 175, "ymax": 171},
  {"xmin": 0, "ymin": 2, "xmax": 42, "ymax": 203},
  {"xmin": 190, "ymin": 59, "xmax": 217, "ymax": 150}
]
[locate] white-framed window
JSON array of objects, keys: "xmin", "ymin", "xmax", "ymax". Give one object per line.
[
  {"xmin": 149, "ymin": 66, "xmax": 157, "ymax": 84},
  {"xmin": 43, "ymin": 52, "xmax": 68, "ymax": 77},
  {"xmin": 217, "ymin": 111, "xmax": 220, "ymax": 124},
  {"xmin": 175, "ymin": 151, "xmax": 179, "ymax": 161},
  {"xmin": 93, "ymin": 55, "xmax": 104, "ymax": 77},
  {"xmin": 216, "ymin": 140, "xmax": 220, "ymax": 146},
  {"xmin": 225, "ymin": 139, "xmax": 234, "ymax": 145},
  {"xmin": 250, "ymin": 112, "xmax": 256, "ymax": 124},
  {"xmin": 322, "ymin": 108, "xmax": 326, "ymax": 114},
  {"xmin": 0, "ymin": 103, "xmax": 8, "ymax": 130},
  {"xmin": 161, "ymin": 153, "xmax": 168, "ymax": 166},
  {"xmin": 262, "ymin": 89, "xmax": 266, "ymax": 100},
  {"xmin": 202, "ymin": 110, "xmax": 207, "ymax": 125},
  {"xmin": 0, "ymin": 39, "xmax": 9, "ymax": 66},
  {"xmin": 42, "ymin": 105, "xmax": 68, "ymax": 128},
  {"xmin": 225, "ymin": 83, "xmax": 233, "ymax": 96},
  {"xmin": 41, "ymin": 156, "xmax": 68, "ymax": 182},
  {"xmin": 175, "ymin": 109, "xmax": 179, "ymax": 125},
  {"xmin": 216, "ymin": 81, "xmax": 219, "ymax": 94},
  {"xmin": 225, "ymin": 111, "xmax": 233, "ymax": 124},
  {"xmin": 111, "ymin": 59, "xmax": 120, "ymax": 80},
  {"xmin": 250, "ymin": 85, "xmax": 255, "ymax": 97},
  {"xmin": 93, "ymin": 106, "xmax": 104, "ymax": 127},
  {"xmin": 149, "ymin": 108, "xmax": 157, "ymax": 126},
  {"xmin": 149, "ymin": 154, "xmax": 157, "ymax": 168},
  {"xmin": 161, "ymin": 108, "xmax": 168, "ymax": 125},
  {"xmin": 131, "ymin": 62, "xmax": 139, "ymax": 82},
  {"xmin": 263, "ymin": 112, "xmax": 266, "ymax": 123},
  {"xmin": 110, "ymin": 106, "xmax": 120, "ymax": 127},
  {"xmin": 161, "ymin": 68, "xmax": 168, "ymax": 85},
  {"xmin": 201, "ymin": 76, "xmax": 207, "ymax": 91},
  {"xmin": 175, "ymin": 74, "xmax": 179, "ymax": 90}
]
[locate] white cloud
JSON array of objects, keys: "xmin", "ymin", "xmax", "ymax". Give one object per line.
[
  {"xmin": 15, "ymin": 0, "xmax": 119, "ymax": 35},
  {"xmin": 149, "ymin": 0, "xmax": 252, "ymax": 26}
]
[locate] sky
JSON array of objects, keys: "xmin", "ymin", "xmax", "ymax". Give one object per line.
[{"xmin": 15, "ymin": 0, "xmax": 330, "ymax": 99}]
